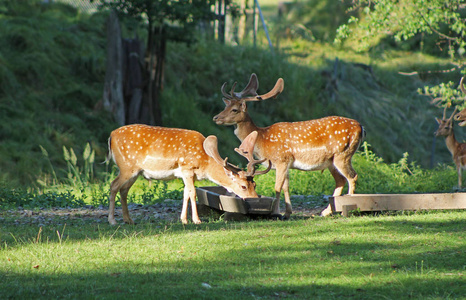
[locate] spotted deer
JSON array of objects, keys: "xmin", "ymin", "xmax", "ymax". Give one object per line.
[
  {"xmin": 213, "ymin": 74, "xmax": 364, "ymax": 218},
  {"xmin": 435, "ymin": 107, "xmax": 466, "ymax": 189},
  {"xmin": 107, "ymin": 124, "xmax": 271, "ymax": 225}
]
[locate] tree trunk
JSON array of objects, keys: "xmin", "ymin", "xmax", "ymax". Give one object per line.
[
  {"xmin": 102, "ymin": 10, "xmax": 125, "ymax": 126},
  {"xmin": 123, "ymin": 37, "xmax": 144, "ymax": 124},
  {"xmin": 152, "ymin": 26, "xmax": 165, "ymax": 126}
]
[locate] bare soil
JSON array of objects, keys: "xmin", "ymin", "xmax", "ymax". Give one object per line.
[{"xmin": 0, "ymin": 197, "xmax": 327, "ymax": 226}]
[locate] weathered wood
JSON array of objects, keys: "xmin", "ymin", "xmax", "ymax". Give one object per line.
[
  {"xmin": 330, "ymin": 193, "xmax": 466, "ymax": 213},
  {"xmin": 196, "ymin": 186, "xmax": 274, "ymax": 215},
  {"xmin": 342, "ymin": 204, "xmax": 358, "ymax": 217}
]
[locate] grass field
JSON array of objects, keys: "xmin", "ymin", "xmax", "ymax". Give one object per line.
[{"xmin": 1, "ymin": 209, "xmax": 464, "ymax": 299}]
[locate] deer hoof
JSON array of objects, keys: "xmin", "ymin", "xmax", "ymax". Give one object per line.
[
  {"xmin": 320, "ymin": 206, "xmax": 333, "ymax": 217},
  {"xmin": 270, "ymin": 213, "xmax": 284, "ymax": 220},
  {"xmin": 124, "ymin": 219, "xmax": 135, "ymax": 225}
]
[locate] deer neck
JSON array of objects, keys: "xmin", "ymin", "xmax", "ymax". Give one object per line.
[
  {"xmin": 445, "ymin": 131, "xmax": 460, "ymax": 156},
  {"xmin": 234, "ymin": 113, "xmax": 261, "ymax": 141},
  {"xmin": 204, "ymin": 159, "xmax": 237, "ymax": 191}
]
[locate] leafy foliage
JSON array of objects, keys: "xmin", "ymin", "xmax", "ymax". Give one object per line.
[
  {"xmin": 334, "ymin": 0, "xmax": 466, "ymax": 108},
  {"xmin": 0, "ymin": 0, "xmax": 114, "ymax": 186},
  {"xmin": 335, "ymin": 0, "xmax": 466, "ymax": 55},
  {"xmin": 0, "ymin": 187, "xmax": 85, "ymax": 209}
]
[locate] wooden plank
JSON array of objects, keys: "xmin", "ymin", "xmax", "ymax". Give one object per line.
[
  {"xmin": 342, "ymin": 204, "xmax": 358, "ymax": 217},
  {"xmin": 330, "ymin": 193, "xmax": 466, "ymax": 212}
]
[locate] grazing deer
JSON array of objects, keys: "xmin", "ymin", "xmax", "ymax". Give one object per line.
[
  {"xmin": 107, "ymin": 124, "xmax": 271, "ymax": 225},
  {"xmin": 213, "ymin": 74, "xmax": 364, "ymax": 218},
  {"xmin": 435, "ymin": 107, "xmax": 466, "ymax": 189},
  {"xmin": 454, "ymin": 77, "xmax": 466, "ymax": 126}
]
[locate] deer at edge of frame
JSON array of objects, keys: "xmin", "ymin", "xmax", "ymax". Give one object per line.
[
  {"xmin": 435, "ymin": 107, "xmax": 466, "ymax": 189},
  {"xmin": 107, "ymin": 124, "xmax": 271, "ymax": 225},
  {"xmin": 213, "ymin": 74, "xmax": 365, "ymax": 218}
]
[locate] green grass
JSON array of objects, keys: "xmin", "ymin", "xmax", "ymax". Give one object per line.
[{"xmin": 1, "ymin": 211, "xmax": 464, "ymax": 299}]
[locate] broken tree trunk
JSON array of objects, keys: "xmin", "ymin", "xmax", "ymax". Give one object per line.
[{"xmin": 102, "ymin": 9, "xmax": 125, "ymax": 126}]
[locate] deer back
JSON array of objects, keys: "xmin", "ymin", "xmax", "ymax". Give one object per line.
[
  {"xmin": 109, "ymin": 125, "xmax": 208, "ymax": 174},
  {"xmin": 254, "ymin": 117, "xmax": 364, "ymax": 165}
]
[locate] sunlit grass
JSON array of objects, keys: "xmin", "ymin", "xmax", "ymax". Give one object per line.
[{"xmin": 1, "ymin": 211, "xmax": 464, "ymax": 299}]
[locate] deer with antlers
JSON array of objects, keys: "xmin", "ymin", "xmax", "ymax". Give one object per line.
[
  {"xmin": 435, "ymin": 107, "xmax": 466, "ymax": 189},
  {"xmin": 107, "ymin": 124, "xmax": 271, "ymax": 225},
  {"xmin": 213, "ymin": 74, "xmax": 364, "ymax": 218}
]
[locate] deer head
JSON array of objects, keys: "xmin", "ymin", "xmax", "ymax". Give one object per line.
[
  {"xmin": 213, "ymin": 73, "xmax": 284, "ymax": 126},
  {"xmin": 436, "ymin": 106, "xmax": 458, "ymax": 137}
]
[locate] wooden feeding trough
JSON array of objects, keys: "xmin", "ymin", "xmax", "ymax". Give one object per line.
[
  {"xmin": 196, "ymin": 186, "xmax": 275, "ymax": 215},
  {"xmin": 329, "ymin": 193, "xmax": 466, "ymax": 216}
]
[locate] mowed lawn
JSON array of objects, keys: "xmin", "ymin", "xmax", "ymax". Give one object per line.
[{"xmin": 1, "ymin": 209, "xmax": 464, "ymax": 299}]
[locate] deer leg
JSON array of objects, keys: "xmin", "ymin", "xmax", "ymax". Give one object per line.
[
  {"xmin": 457, "ymin": 164, "xmax": 462, "ymax": 189},
  {"xmin": 187, "ymin": 179, "xmax": 201, "ymax": 224},
  {"xmin": 320, "ymin": 166, "xmax": 346, "ymax": 217},
  {"xmin": 108, "ymin": 172, "xmax": 136, "ymax": 225},
  {"xmin": 282, "ymin": 176, "xmax": 293, "ymax": 219},
  {"xmin": 273, "ymin": 164, "xmax": 289, "ymax": 217},
  {"xmin": 329, "ymin": 165, "xmax": 347, "ymax": 196},
  {"xmin": 181, "ymin": 176, "xmax": 201, "ymax": 224},
  {"xmin": 180, "ymin": 186, "xmax": 190, "ymax": 224},
  {"xmin": 332, "ymin": 156, "xmax": 358, "ymax": 195},
  {"xmin": 119, "ymin": 177, "xmax": 138, "ymax": 224},
  {"xmin": 108, "ymin": 177, "xmax": 120, "ymax": 226}
]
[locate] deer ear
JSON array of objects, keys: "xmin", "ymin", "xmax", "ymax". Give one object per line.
[
  {"xmin": 240, "ymin": 101, "xmax": 247, "ymax": 112},
  {"xmin": 236, "ymin": 131, "xmax": 258, "ymax": 156},
  {"xmin": 223, "ymin": 99, "xmax": 231, "ymax": 106},
  {"xmin": 435, "ymin": 118, "xmax": 441, "ymax": 124},
  {"xmin": 223, "ymin": 167, "xmax": 234, "ymax": 178}
]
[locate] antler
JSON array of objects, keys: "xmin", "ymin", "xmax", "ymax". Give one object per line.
[
  {"xmin": 203, "ymin": 136, "xmax": 242, "ymax": 174},
  {"xmin": 241, "ymin": 77, "xmax": 284, "ymax": 102},
  {"xmin": 460, "ymin": 77, "xmax": 466, "ymax": 94},
  {"xmin": 234, "ymin": 131, "xmax": 272, "ymax": 176},
  {"xmin": 449, "ymin": 107, "xmax": 458, "ymax": 120},
  {"xmin": 234, "ymin": 73, "xmax": 259, "ymax": 98},
  {"xmin": 221, "ymin": 74, "xmax": 284, "ymax": 102}
]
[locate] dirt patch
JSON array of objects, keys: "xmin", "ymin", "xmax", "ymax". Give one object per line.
[{"xmin": 0, "ymin": 197, "xmax": 328, "ymax": 226}]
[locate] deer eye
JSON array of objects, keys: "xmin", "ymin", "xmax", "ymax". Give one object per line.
[
  {"xmin": 241, "ymin": 185, "xmax": 247, "ymax": 190},
  {"xmin": 232, "ymin": 109, "xmax": 239, "ymax": 113}
]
